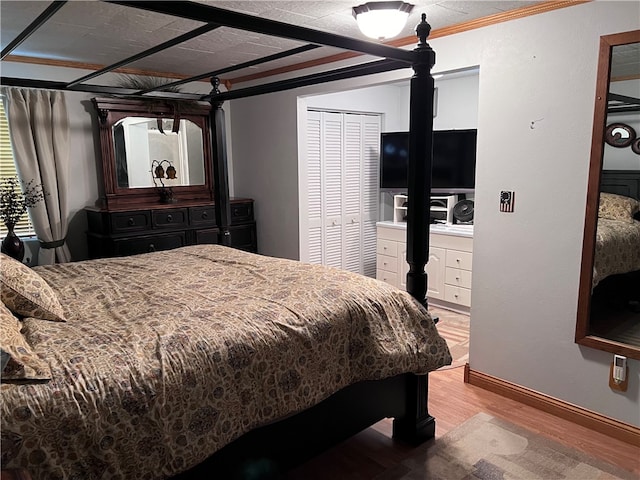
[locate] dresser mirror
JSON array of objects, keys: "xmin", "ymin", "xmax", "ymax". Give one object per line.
[
  {"xmin": 93, "ymin": 98, "xmax": 213, "ymax": 209},
  {"xmin": 576, "ymin": 30, "xmax": 640, "ymax": 360},
  {"xmin": 113, "ymin": 117, "xmax": 205, "ymax": 189}
]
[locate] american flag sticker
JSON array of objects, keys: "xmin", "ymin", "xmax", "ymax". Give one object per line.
[{"xmin": 500, "ymin": 191, "xmax": 515, "ymax": 213}]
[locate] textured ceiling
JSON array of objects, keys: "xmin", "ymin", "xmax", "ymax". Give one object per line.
[{"xmin": 1, "ymin": 1, "xmax": 545, "ymax": 87}]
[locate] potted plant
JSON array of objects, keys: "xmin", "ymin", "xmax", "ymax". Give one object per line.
[{"xmin": 0, "ymin": 176, "xmax": 46, "ymax": 261}]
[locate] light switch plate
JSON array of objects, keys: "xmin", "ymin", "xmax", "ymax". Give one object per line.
[{"xmin": 500, "ymin": 191, "xmax": 515, "ymax": 212}]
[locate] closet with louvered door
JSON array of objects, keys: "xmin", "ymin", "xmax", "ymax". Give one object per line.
[{"xmin": 303, "ymin": 110, "xmax": 380, "ymax": 277}]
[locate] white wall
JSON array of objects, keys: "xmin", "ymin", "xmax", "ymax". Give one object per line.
[
  {"xmin": 230, "ymin": 1, "xmax": 640, "ymax": 426},
  {"xmin": 444, "ymin": 2, "xmax": 640, "ymax": 426}
]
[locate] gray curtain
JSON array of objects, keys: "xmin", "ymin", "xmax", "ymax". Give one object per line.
[{"xmin": 2, "ymin": 87, "xmax": 71, "ymax": 264}]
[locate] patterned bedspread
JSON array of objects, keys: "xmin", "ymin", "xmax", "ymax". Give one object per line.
[
  {"xmin": 593, "ymin": 218, "xmax": 640, "ymax": 288},
  {"xmin": 1, "ymin": 245, "xmax": 451, "ymax": 479}
]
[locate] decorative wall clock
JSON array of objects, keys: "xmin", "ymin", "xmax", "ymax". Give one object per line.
[{"xmin": 605, "ymin": 123, "xmax": 636, "ymax": 148}]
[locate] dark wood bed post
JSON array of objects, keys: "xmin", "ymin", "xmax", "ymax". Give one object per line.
[
  {"xmin": 209, "ymin": 76, "xmax": 232, "ymax": 246},
  {"xmin": 393, "ymin": 13, "xmax": 437, "ymax": 444}
]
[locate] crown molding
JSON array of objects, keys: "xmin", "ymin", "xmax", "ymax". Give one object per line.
[{"xmin": 227, "ymin": 0, "xmax": 587, "ymax": 85}]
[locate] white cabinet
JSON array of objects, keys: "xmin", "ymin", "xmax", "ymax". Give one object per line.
[
  {"xmin": 376, "ymin": 222, "xmax": 473, "ymax": 313},
  {"xmin": 303, "ymin": 111, "xmax": 381, "ymax": 277},
  {"xmin": 426, "ymin": 247, "xmax": 446, "ymax": 300}
]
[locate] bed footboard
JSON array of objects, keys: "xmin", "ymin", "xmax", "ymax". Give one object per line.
[{"xmin": 173, "ymin": 372, "xmax": 434, "ymax": 479}]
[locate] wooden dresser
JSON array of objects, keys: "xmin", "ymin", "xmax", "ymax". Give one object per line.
[{"xmin": 85, "ymin": 198, "xmax": 256, "ymax": 259}]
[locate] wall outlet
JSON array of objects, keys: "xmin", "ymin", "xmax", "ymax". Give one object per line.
[{"xmin": 609, "ymin": 355, "xmax": 629, "ymax": 392}]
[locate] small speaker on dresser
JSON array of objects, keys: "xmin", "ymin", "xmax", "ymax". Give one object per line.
[{"xmin": 453, "ymin": 199, "xmax": 474, "ymax": 224}]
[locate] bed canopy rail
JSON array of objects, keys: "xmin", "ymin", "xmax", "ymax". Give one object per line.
[
  {"xmin": 608, "ymin": 92, "xmax": 640, "ymax": 113},
  {"xmin": 1, "ymin": 0, "xmax": 438, "ymax": 309},
  {"xmin": 1, "ymin": 3, "xmax": 439, "ymax": 451}
]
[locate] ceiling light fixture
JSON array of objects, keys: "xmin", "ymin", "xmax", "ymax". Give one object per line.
[{"xmin": 352, "ymin": 1, "xmax": 414, "ymax": 41}]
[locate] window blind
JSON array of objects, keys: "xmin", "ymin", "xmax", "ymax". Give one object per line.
[{"xmin": 0, "ymin": 97, "xmax": 36, "ymax": 237}]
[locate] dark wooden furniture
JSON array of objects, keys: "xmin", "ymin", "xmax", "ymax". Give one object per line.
[
  {"xmin": 0, "ymin": 470, "xmax": 32, "ymax": 480},
  {"xmin": 91, "ymin": 97, "xmax": 215, "ymax": 210},
  {"xmin": 1, "ymin": 3, "xmax": 441, "ymax": 477},
  {"xmin": 85, "ymin": 198, "xmax": 256, "ymax": 258}
]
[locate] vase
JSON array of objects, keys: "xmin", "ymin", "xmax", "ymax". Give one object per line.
[{"xmin": 1, "ymin": 226, "xmax": 25, "ymax": 262}]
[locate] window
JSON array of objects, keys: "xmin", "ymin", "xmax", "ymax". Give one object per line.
[{"xmin": 0, "ymin": 97, "xmax": 36, "ymax": 237}]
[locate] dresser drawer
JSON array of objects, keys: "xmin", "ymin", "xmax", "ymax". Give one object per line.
[
  {"xmin": 445, "ymin": 267, "xmax": 472, "ymax": 289},
  {"xmin": 190, "ymin": 205, "xmax": 216, "ymax": 226},
  {"xmin": 195, "ymin": 228, "xmax": 220, "ymax": 244},
  {"xmin": 110, "ymin": 211, "xmax": 151, "ymax": 233},
  {"xmin": 112, "ymin": 233, "xmax": 186, "ymax": 256},
  {"xmin": 152, "ymin": 209, "xmax": 189, "ymax": 229},
  {"xmin": 229, "ymin": 223, "xmax": 257, "ymax": 251},
  {"xmin": 377, "ymin": 254, "xmax": 398, "ymax": 273},
  {"xmin": 376, "ymin": 269, "xmax": 398, "ymax": 287},
  {"xmin": 444, "ymin": 285, "xmax": 471, "ymax": 307},
  {"xmin": 230, "ymin": 201, "xmax": 254, "ymax": 224},
  {"xmin": 377, "ymin": 239, "xmax": 397, "ymax": 257},
  {"xmin": 445, "ymin": 249, "xmax": 473, "ymax": 271}
]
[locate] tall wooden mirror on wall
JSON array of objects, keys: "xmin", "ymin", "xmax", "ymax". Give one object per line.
[
  {"xmin": 576, "ymin": 30, "xmax": 640, "ymax": 360},
  {"xmin": 92, "ymin": 97, "xmax": 214, "ymax": 209}
]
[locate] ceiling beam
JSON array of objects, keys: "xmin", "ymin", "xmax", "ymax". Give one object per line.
[
  {"xmin": 209, "ymin": 59, "xmax": 409, "ymax": 102},
  {"xmin": 107, "ymin": 0, "xmax": 416, "ymax": 64}
]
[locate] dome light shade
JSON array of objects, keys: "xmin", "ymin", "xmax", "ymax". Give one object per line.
[{"xmin": 352, "ymin": 2, "xmax": 414, "ymax": 41}]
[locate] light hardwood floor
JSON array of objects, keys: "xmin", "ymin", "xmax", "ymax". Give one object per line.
[
  {"xmin": 288, "ymin": 366, "xmax": 639, "ymax": 479},
  {"xmin": 287, "ymin": 306, "xmax": 640, "ymax": 479}
]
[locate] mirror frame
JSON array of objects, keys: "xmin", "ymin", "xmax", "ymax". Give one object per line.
[
  {"xmin": 576, "ymin": 29, "xmax": 640, "ymax": 360},
  {"xmin": 92, "ymin": 97, "xmax": 214, "ymax": 209}
]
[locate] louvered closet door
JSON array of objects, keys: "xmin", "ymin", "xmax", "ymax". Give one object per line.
[
  {"xmin": 343, "ymin": 114, "xmax": 363, "ymax": 273},
  {"xmin": 306, "ymin": 111, "xmax": 323, "ymax": 264},
  {"xmin": 323, "ymin": 112, "xmax": 344, "ymax": 269},
  {"xmin": 361, "ymin": 115, "xmax": 381, "ymax": 277},
  {"xmin": 303, "ymin": 110, "xmax": 380, "ymax": 276}
]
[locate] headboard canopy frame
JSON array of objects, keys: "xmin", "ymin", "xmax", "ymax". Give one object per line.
[{"xmin": 1, "ymin": 0, "xmax": 439, "ymax": 446}]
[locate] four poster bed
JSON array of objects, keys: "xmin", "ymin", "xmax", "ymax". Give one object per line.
[{"xmin": 0, "ymin": 2, "xmax": 446, "ymax": 479}]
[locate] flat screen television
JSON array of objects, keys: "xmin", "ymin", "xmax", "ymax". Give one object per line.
[{"xmin": 379, "ymin": 129, "xmax": 477, "ymax": 193}]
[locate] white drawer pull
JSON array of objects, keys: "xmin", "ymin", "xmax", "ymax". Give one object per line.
[{"xmin": 456, "ymin": 258, "xmax": 461, "ymax": 263}]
